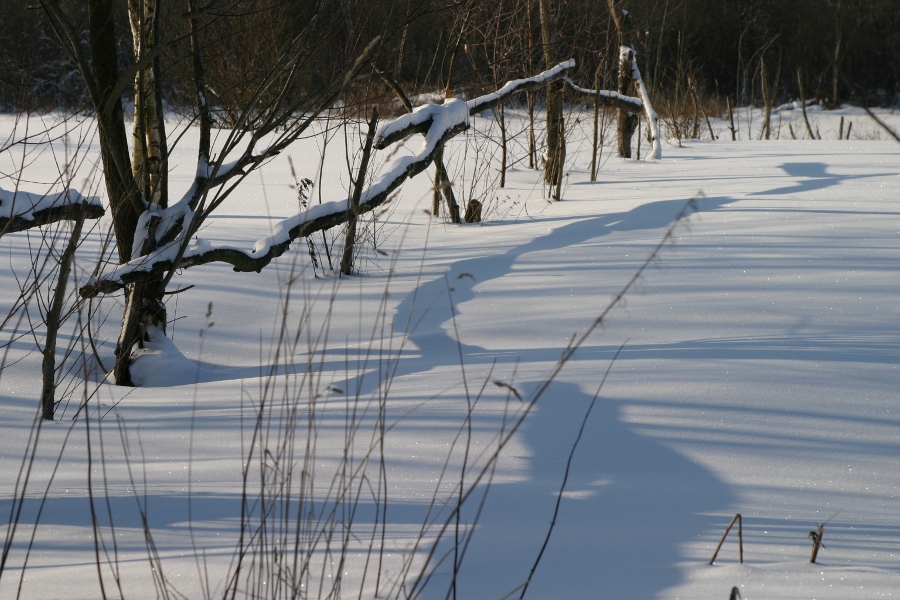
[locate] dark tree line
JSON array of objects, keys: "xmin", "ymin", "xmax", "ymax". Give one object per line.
[{"xmin": 1, "ymin": 0, "xmax": 897, "ymax": 114}]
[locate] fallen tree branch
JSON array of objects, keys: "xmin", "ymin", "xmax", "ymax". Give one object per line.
[
  {"xmin": 561, "ymin": 77, "xmax": 644, "ymax": 114},
  {"xmin": 375, "ymin": 59, "xmax": 576, "ymax": 149},
  {"xmin": 80, "ymin": 60, "xmax": 578, "ymax": 298},
  {"xmin": 1, "ymin": 189, "xmax": 104, "ymax": 236},
  {"xmin": 80, "ymin": 108, "xmax": 467, "ymax": 297}
]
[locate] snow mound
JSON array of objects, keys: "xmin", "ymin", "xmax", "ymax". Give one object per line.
[{"xmin": 129, "ymin": 326, "xmax": 211, "ymax": 387}]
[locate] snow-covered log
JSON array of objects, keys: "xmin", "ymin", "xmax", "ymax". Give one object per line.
[
  {"xmin": 80, "ymin": 61, "xmax": 578, "ymax": 298},
  {"xmin": 0, "ymin": 188, "xmax": 104, "ymax": 236}
]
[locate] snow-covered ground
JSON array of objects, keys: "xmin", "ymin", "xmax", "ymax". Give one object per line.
[{"xmin": 1, "ymin": 104, "xmax": 899, "ymax": 599}]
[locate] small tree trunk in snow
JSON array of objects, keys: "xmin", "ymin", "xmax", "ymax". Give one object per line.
[
  {"xmin": 590, "ymin": 64, "xmax": 602, "ymax": 181},
  {"xmin": 499, "ymin": 101, "xmax": 507, "ymax": 188},
  {"xmin": 114, "ymin": 0, "xmax": 172, "ymax": 386},
  {"xmin": 526, "ymin": 0, "xmax": 537, "ymax": 170},
  {"xmin": 527, "ymin": 90, "xmax": 536, "ymax": 169},
  {"xmin": 341, "ymin": 108, "xmax": 378, "ymax": 276},
  {"xmin": 41, "ymin": 208, "xmax": 87, "ymax": 420},
  {"xmin": 609, "ymin": 4, "xmax": 638, "ymax": 158},
  {"xmin": 539, "ymin": 0, "xmax": 565, "ymax": 197},
  {"xmin": 760, "ymin": 60, "xmax": 771, "ymax": 140},
  {"xmin": 727, "ymin": 97, "xmax": 737, "ymax": 141},
  {"xmin": 797, "ymin": 69, "xmax": 817, "ymax": 139}
]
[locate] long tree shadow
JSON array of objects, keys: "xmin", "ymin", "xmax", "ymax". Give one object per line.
[
  {"xmin": 392, "ymin": 196, "xmax": 732, "ymax": 375},
  {"xmin": 383, "ymin": 196, "xmax": 736, "ymax": 598},
  {"xmin": 750, "ymin": 162, "xmax": 893, "ymax": 196},
  {"xmin": 438, "ymin": 381, "xmax": 736, "ymax": 599}
]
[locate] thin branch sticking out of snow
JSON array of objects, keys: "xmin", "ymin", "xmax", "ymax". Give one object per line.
[
  {"xmin": 80, "ymin": 60, "xmax": 578, "ymax": 298},
  {"xmin": 0, "ymin": 188, "xmax": 104, "ymax": 236}
]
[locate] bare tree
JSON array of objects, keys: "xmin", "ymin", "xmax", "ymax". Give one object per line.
[
  {"xmin": 35, "ymin": 0, "xmax": 383, "ymax": 384},
  {"xmin": 608, "ymin": 0, "xmax": 638, "ymax": 158},
  {"xmin": 539, "ymin": 0, "xmax": 565, "ymax": 199}
]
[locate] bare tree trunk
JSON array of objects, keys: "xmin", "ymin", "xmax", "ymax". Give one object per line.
[
  {"xmin": 87, "ymin": 0, "xmax": 142, "ymax": 262},
  {"xmin": 41, "ymin": 209, "xmax": 87, "ymax": 420},
  {"xmin": 527, "ymin": 90, "xmax": 536, "ymax": 168},
  {"xmin": 526, "ymin": 0, "xmax": 536, "ymax": 169},
  {"xmin": 590, "ymin": 64, "xmax": 603, "ymax": 181},
  {"xmin": 727, "ymin": 97, "xmax": 737, "ymax": 140},
  {"xmin": 760, "ymin": 60, "xmax": 771, "ymax": 140},
  {"xmin": 129, "ymin": 0, "xmax": 167, "ymax": 208},
  {"xmin": 797, "ymin": 69, "xmax": 817, "ymax": 139},
  {"xmin": 609, "ymin": 2, "xmax": 637, "ymax": 157},
  {"xmin": 499, "ymin": 101, "xmax": 507, "ymax": 187},
  {"xmin": 539, "ymin": 0, "xmax": 565, "ymax": 197},
  {"xmin": 114, "ymin": 0, "xmax": 171, "ymax": 385},
  {"xmin": 341, "ymin": 109, "xmax": 378, "ymax": 276}
]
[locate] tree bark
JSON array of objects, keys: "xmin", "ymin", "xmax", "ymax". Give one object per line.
[
  {"xmin": 539, "ymin": 0, "xmax": 565, "ymax": 197},
  {"xmin": 88, "ymin": 0, "xmax": 143, "ymax": 263},
  {"xmin": 111, "ymin": 0, "xmax": 174, "ymax": 385},
  {"xmin": 129, "ymin": 0, "xmax": 168, "ymax": 209},
  {"xmin": 41, "ymin": 209, "xmax": 87, "ymax": 420},
  {"xmin": 341, "ymin": 108, "xmax": 378, "ymax": 276},
  {"xmin": 608, "ymin": 1, "xmax": 638, "ymax": 157}
]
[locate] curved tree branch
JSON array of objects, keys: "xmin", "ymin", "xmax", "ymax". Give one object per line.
[{"xmin": 81, "ymin": 60, "xmax": 579, "ymax": 298}]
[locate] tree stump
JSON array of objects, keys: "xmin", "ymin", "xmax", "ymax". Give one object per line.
[{"xmin": 464, "ymin": 199, "xmax": 482, "ymax": 223}]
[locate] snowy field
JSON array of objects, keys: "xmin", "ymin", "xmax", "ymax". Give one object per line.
[{"xmin": 1, "ymin": 103, "xmax": 899, "ymax": 599}]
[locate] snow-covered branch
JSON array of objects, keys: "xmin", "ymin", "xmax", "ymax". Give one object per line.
[
  {"xmin": 560, "ymin": 77, "xmax": 644, "ymax": 114},
  {"xmin": 80, "ymin": 60, "xmax": 579, "ymax": 298},
  {"xmin": 80, "ymin": 103, "xmax": 468, "ymax": 297},
  {"xmin": 0, "ymin": 188, "xmax": 104, "ymax": 236},
  {"xmin": 375, "ymin": 59, "xmax": 577, "ymax": 149},
  {"xmin": 627, "ymin": 48, "xmax": 662, "ymax": 160}
]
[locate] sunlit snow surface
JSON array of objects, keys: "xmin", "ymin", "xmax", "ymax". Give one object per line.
[{"xmin": 1, "ymin": 105, "xmax": 899, "ymax": 599}]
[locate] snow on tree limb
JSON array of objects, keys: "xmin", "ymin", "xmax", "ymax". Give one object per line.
[
  {"xmin": 80, "ymin": 107, "xmax": 468, "ymax": 297},
  {"xmin": 627, "ymin": 47, "xmax": 662, "ymax": 160},
  {"xmin": 80, "ymin": 61, "xmax": 577, "ymax": 298},
  {"xmin": 0, "ymin": 188, "xmax": 104, "ymax": 236},
  {"xmin": 561, "ymin": 77, "xmax": 645, "ymax": 114},
  {"xmin": 375, "ymin": 59, "xmax": 576, "ymax": 149}
]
